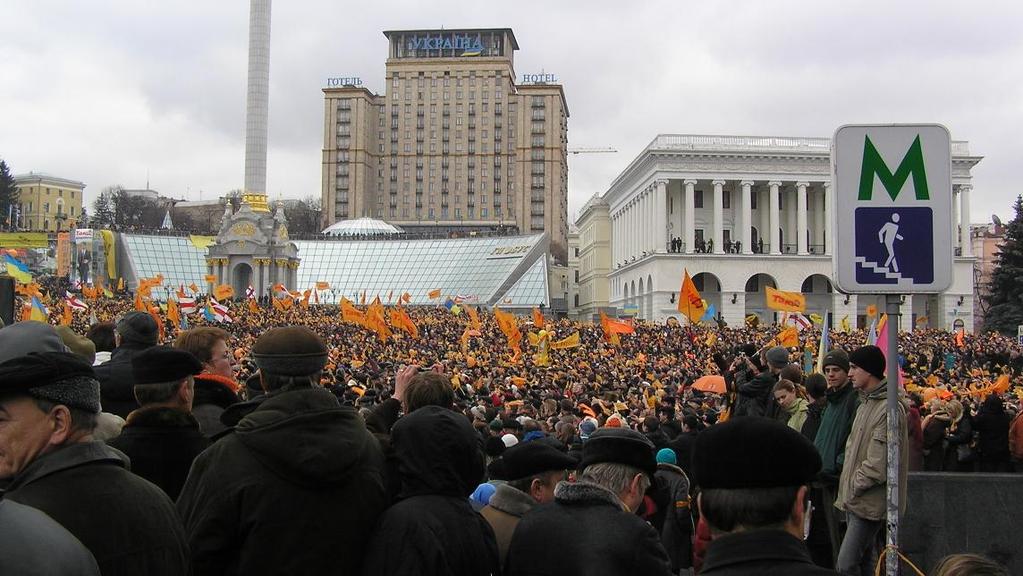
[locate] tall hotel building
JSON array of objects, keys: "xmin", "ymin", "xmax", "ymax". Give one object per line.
[{"xmin": 321, "ymin": 28, "xmax": 571, "ymax": 262}]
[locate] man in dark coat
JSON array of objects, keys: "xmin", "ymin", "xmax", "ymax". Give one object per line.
[
  {"xmin": 504, "ymin": 427, "xmax": 673, "ymax": 576},
  {"xmin": 696, "ymin": 418, "xmax": 839, "ymax": 575},
  {"xmin": 177, "ymin": 326, "xmax": 387, "ymax": 576},
  {"xmin": 362, "ymin": 405, "xmax": 501, "ymax": 576},
  {"xmin": 94, "ymin": 311, "xmax": 160, "ymax": 417},
  {"xmin": 0, "ymin": 351, "xmax": 189, "ymax": 576},
  {"xmin": 973, "ymin": 393, "xmax": 1013, "ymax": 472},
  {"xmin": 732, "ymin": 346, "xmax": 788, "ymax": 418},
  {"xmin": 107, "ymin": 346, "xmax": 208, "ymax": 499},
  {"xmin": 480, "ymin": 438, "xmax": 576, "ymax": 569},
  {"xmin": 652, "ymin": 448, "xmax": 694, "ymax": 574},
  {"xmin": 668, "ymin": 414, "xmax": 701, "ymax": 476}
]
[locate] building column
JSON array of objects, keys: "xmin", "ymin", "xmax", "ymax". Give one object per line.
[
  {"xmin": 824, "ymin": 183, "xmax": 833, "ymax": 256},
  {"xmin": 769, "ymin": 181, "xmax": 781, "ymax": 255},
  {"xmin": 960, "ymin": 184, "xmax": 972, "ymax": 256},
  {"xmin": 655, "ymin": 179, "xmax": 667, "ymax": 253},
  {"xmin": 901, "ymin": 296, "xmax": 914, "ymax": 332},
  {"xmin": 813, "ymin": 186, "xmax": 825, "ymax": 254},
  {"xmin": 712, "ymin": 180, "xmax": 725, "ymax": 254},
  {"xmin": 684, "ymin": 179, "xmax": 697, "ymax": 254},
  {"xmin": 796, "ymin": 181, "xmax": 809, "ymax": 255},
  {"xmin": 740, "ymin": 180, "xmax": 753, "ymax": 254},
  {"xmin": 952, "ymin": 187, "xmax": 960, "ymax": 254},
  {"xmin": 645, "ymin": 188, "xmax": 654, "ymax": 254}
]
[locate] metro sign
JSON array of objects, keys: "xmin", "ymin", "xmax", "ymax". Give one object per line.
[{"xmin": 833, "ymin": 125, "xmax": 952, "ymax": 294}]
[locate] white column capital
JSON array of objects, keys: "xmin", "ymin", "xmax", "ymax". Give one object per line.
[
  {"xmin": 740, "ymin": 180, "xmax": 755, "ymax": 188},
  {"xmin": 823, "ymin": 182, "xmax": 832, "ymax": 190},
  {"xmin": 958, "ymin": 184, "xmax": 973, "ymax": 193},
  {"xmin": 711, "ymin": 179, "xmax": 726, "ymax": 187},
  {"xmin": 768, "ymin": 181, "xmax": 782, "ymax": 188},
  {"xmin": 796, "ymin": 181, "xmax": 809, "ymax": 189},
  {"xmin": 654, "ymin": 178, "xmax": 669, "ymax": 187},
  {"xmin": 683, "ymin": 179, "xmax": 699, "ymax": 187}
]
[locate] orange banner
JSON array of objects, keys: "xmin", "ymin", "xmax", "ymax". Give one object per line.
[
  {"xmin": 677, "ymin": 269, "xmax": 706, "ymax": 324},
  {"xmin": 765, "ymin": 286, "xmax": 806, "ymax": 313}
]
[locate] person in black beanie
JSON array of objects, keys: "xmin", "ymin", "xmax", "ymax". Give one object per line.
[
  {"xmin": 94, "ymin": 311, "xmax": 160, "ymax": 418},
  {"xmin": 835, "ymin": 345, "xmax": 908, "ymax": 576},
  {"xmin": 695, "ymin": 417, "xmax": 838, "ymax": 575}
]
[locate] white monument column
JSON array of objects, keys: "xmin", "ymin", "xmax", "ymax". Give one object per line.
[
  {"xmin": 655, "ymin": 179, "xmax": 668, "ymax": 252},
  {"xmin": 712, "ymin": 180, "xmax": 725, "ymax": 254},
  {"xmin": 741, "ymin": 180, "xmax": 754, "ymax": 254},
  {"xmin": 769, "ymin": 181, "xmax": 781, "ymax": 255},
  {"xmin": 244, "ymin": 0, "xmax": 272, "ymax": 196},
  {"xmin": 684, "ymin": 179, "xmax": 697, "ymax": 254},
  {"xmin": 645, "ymin": 189, "xmax": 654, "ymax": 253},
  {"xmin": 960, "ymin": 184, "xmax": 973, "ymax": 256},
  {"xmin": 824, "ymin": 183, "xmax": 833, "ymax": 256},
  {"xmin": 796, "ymin": 181, "xmax": 809, "ymax": 255}
]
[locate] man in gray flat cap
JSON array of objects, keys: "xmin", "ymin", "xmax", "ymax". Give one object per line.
[{"xmin": 0, "ymin": 350, "xmax": 188, "ymax": 576}]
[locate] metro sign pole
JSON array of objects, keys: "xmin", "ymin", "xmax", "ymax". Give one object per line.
[{"xmin": 833, "ymin": 124, "xmax": 952, "ymax": 576}]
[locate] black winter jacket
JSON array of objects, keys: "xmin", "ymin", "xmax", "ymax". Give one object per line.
[
  {"xmin": 733, "ymin": 370, "xmax": 777, "ymax": 418},
  {"xmin": 504, "ymin": 480, "xmax": 672, "ymax": 576},
  {"xmin": 4, "ymin": 442, "xmax": 189, "ymax": 576},
  {"xmin": 107, "ymin": 406, "xmax": 208, "ymax": 500},
  {"xmin": 701, "ymin": 529, "xmax": 840, "ymax": 575},
  {"xmin": 94, "ymin": 344, "xmax": 153, "ymax": 417},
  {"xmin": 362, "ymin": 406, "xmax": 499, "ymax": 576},
  {"xmin": 177, "ymin": 387, "xmax": 388, "ymax": 576}
]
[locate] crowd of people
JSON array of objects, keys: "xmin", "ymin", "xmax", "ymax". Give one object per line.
[{"xmin": 1, "ymin": 283, "xmax": 1020, "ymax": 575}]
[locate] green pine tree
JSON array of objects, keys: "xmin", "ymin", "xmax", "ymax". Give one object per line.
[
  {"xmin": 0, "ymin": 159, "xmax": 18, "ymax": 230},
  {"xmin": 983, "ymin": 195, "xmax": 1023, "ymax": 334}
]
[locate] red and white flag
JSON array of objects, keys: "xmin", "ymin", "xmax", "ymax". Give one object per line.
[
  {"xmin": 65, "ymin": 291, "xmax": 88, "ymax": 311},
  {"xmin": 178, "ymin": 296, "xmax": 197, "ymax": 315},
  {"xmin": 209, "ymin": 297, "xmax": 233, "ymax": 323},
  {"xmin": 246, "ymin": 285, "xmax": 256, "ymax": 299}
]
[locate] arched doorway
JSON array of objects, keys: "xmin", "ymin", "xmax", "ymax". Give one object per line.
[
  {"xmin": 232, "ymin": 262, "xmax": 253, "ymax": 300},
  {"xmin": 744, "ymin": 273, "xmax": 779, "ymax": 323},
  {"xmin": 801, "ymin": 274, "xmax": 834, "ymax": 324},
  {"xmin": 691, "ymin": 272, "xmax": 722, "ymax": 322}
]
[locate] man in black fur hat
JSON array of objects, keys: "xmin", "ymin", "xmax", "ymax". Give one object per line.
[{"xmin": 176, "ymin": 326, "xmax": 388, "ymax": 576}]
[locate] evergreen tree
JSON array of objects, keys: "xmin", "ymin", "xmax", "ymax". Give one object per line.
[
  {"xmin": 984, "ymin": 195, "xmax": 1023, "ymax": 333},
  {"xmin": 92, "ymin": 189, "xmax": 116, "ymax": 228},
  {"xmin": 0, "ymin": 159, "xmax": 18, "ymax": 230}
]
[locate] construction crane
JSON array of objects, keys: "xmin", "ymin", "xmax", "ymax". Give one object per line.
[{"xmin": 568, "ymin": 147, "xmax": 617, "ymax": 155}]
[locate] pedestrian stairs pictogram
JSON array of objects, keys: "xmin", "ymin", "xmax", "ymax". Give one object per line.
[{"xmin": 854, "ymin": 257, "xmax": 903, "ymax": 280}]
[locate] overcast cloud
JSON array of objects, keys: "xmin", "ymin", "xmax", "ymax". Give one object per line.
[{"xmin": 2, "ymin": 0, "xmax": 1021, "ymax": 223}]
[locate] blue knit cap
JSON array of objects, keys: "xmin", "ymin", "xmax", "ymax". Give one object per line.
[{"xmin": 656, "ymin": 448, "xmax": 677, "ymax": 465}]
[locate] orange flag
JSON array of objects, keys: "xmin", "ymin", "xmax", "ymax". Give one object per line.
[
  {"xmin": 402, "ymin": 292, "xmax": 412, "ymax": 303},
  {"xmin": 532, "ymin": 307, "xmax": 545, "ymax": 327},
  {"xmin": 428, "ymin": 288, "xmax": 441, "ymax": 300},
  {"xmin": 341, "ymin": 298, "xmax": 365, "ymax": 325},
  {"xmin": 301, "ymin": 289, "xmax": 312, "ymax": 309},
  {"xmin": 389, "ymin": 306, "xmax": 419, "ymax": 338},
  {"xmin": 248, "ymin": 298, "xmax": 260, "ymax": 314},
  {"xmin": 315, "ymin": 281, "xmax": 330, "ymax": 290},
  {"xmin": 189, "ymin": 282, "xmax": 199, "ymax": 294},
  {"xmin": 135, "ymin": 293, "xmax": 147, "ymax": 312},
  {"xmin": 204, "ymin": 274, "xmax": 217, "ymax": 285},
  {"xmin": 61, "ymin": 301, "xmax": 73, "ymax": 326},
  {"xmin": 148, "ymin": 305, "xmax": 164, "ymax": 341},
  {"xmin": 677, "ymin": 269, "xmax": 706, "ymax": 324},
  {"xmin": 360, "ymin": 291, "xmax": 367, "ymax": 306},
  {"xmin": 213, "ymin": 285, "xmax": 235, "ymax": 300},
  {"xmin": 167, "ymin": 298, "xmax": 180, "ymax": 328},
  {"xmin": 467, "ymin": 306, "xmax": 481, "ymax": 330},
  {"xmin": 955, "ymin": 329, "xmax": 965, "ymax": 348},
  {"xmin": 117, "ymin": 277, "xmax": 125, "ymax": 292},
  {"xmin": 776, "ymin": 326, "xmax": 799, "ymax": 348},
  {"xmin": 271, "ymin": 298, "xmax": 283, "ymax": 312}
]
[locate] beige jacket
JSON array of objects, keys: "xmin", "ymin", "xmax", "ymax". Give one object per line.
[{"xmin": 836, "ymin": 380, "xmax": 908, "ymax": 521}]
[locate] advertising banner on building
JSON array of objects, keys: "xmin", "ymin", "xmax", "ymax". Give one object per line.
[{"xmin": 74, "ymin": 228, "xmax": 94, "ymax": 285}]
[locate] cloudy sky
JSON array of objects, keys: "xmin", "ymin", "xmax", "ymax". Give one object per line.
[{"xmin": 2, "ymin": 0, "xmax": 1021, "ymax": 223}]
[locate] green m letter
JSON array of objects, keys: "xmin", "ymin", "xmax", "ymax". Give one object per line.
[{"xmin": 858, "ymin": 135, "xmax": 929, "ymax": 201}]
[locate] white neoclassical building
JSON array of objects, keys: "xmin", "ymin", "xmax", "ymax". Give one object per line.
[{"xmin": 597, "ymin": 134, "xmax": 981, "ymax": 331}]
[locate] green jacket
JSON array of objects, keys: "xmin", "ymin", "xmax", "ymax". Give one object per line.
[
  {"xmin": 835, "ymin": 380, "xmax": 909, "ymax": 522},
  {"xmin": 813, "ymin": 380, "xmax": 859, "ymax": 479}
]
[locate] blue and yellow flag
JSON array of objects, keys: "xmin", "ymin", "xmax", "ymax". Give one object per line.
[
  {"xmin": 4, "ymin": 254, "xmax": 32, "ymax": 283},
  {"xmin": 30, "ymin": 296, "xmax": 48, "ymax": 322}
]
